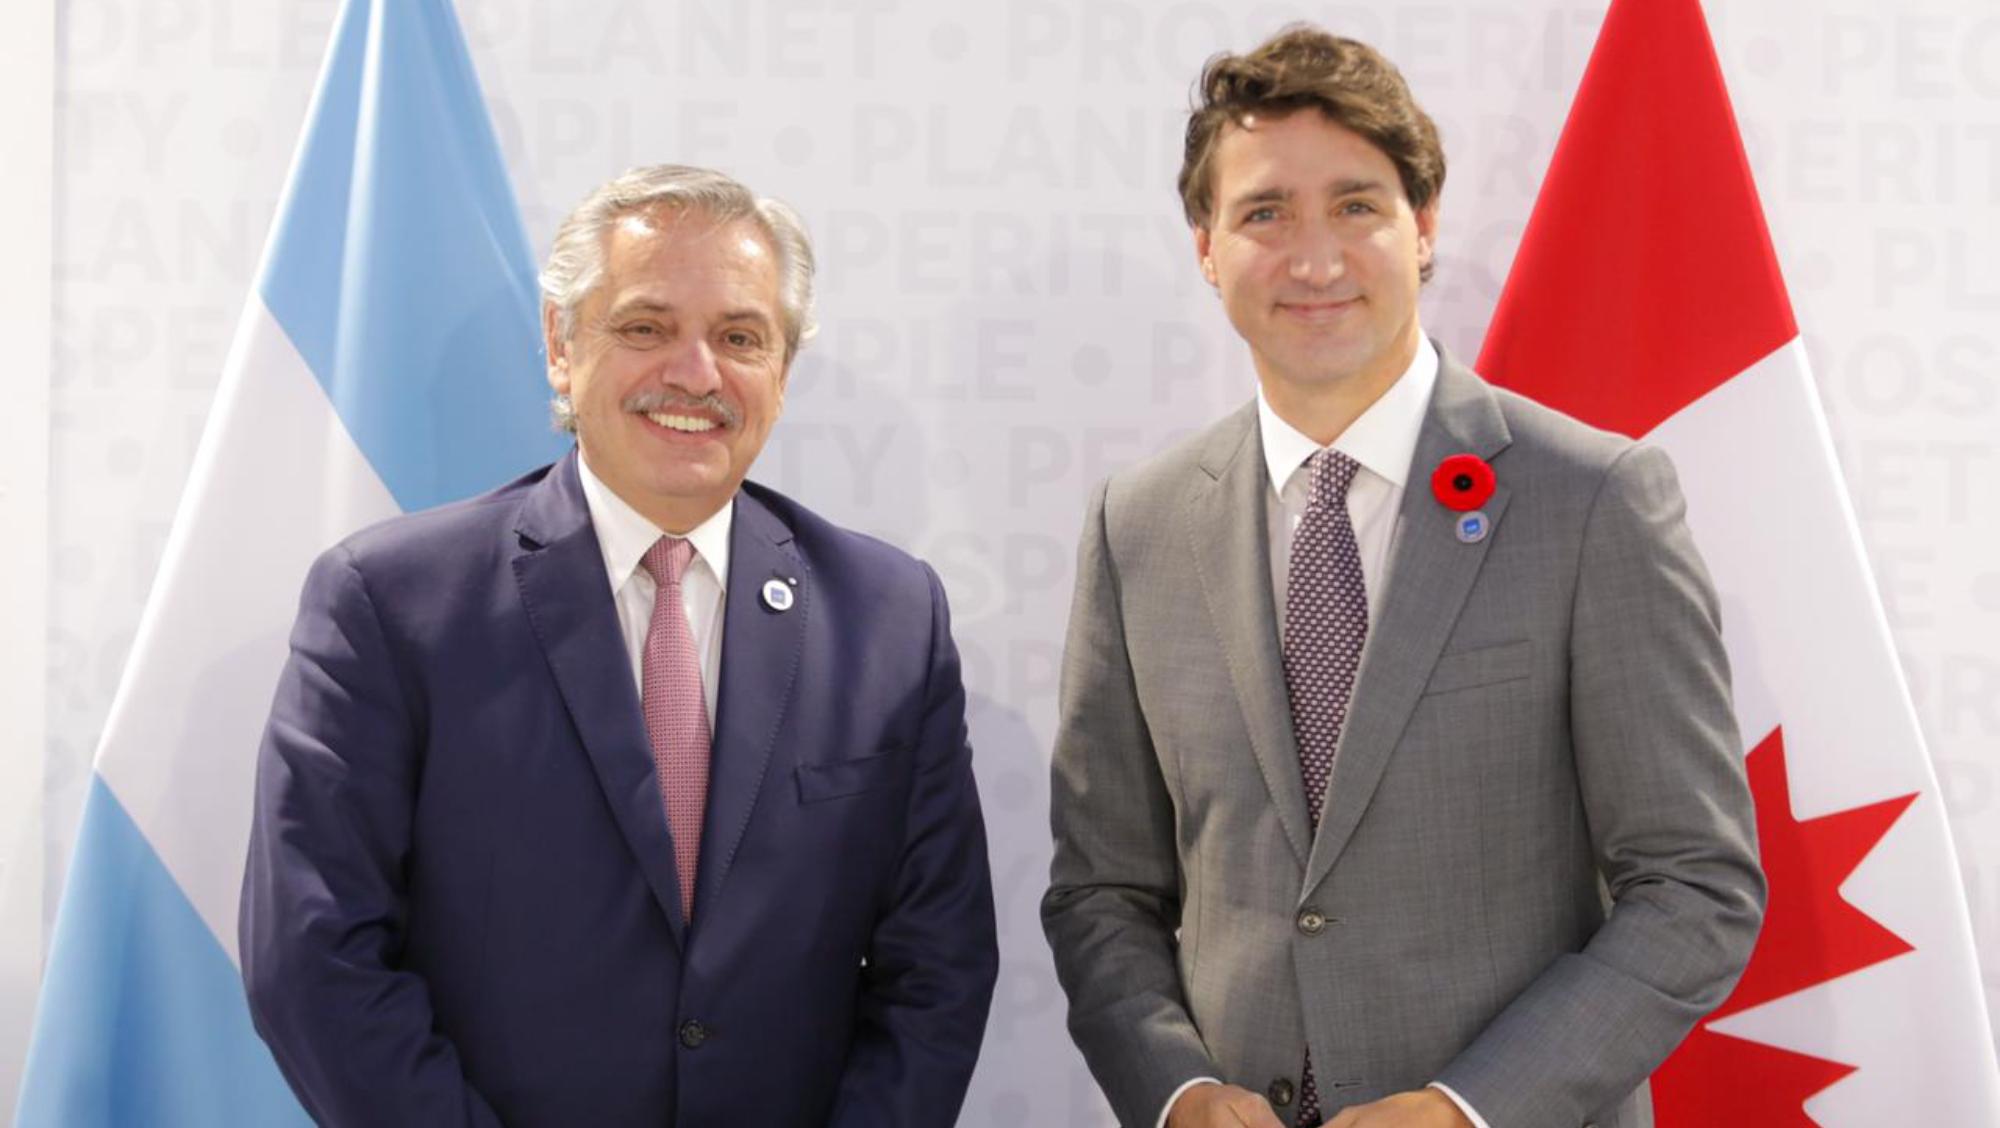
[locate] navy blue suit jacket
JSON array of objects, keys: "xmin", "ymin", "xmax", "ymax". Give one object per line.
[{"xmin": 241, "ymin": 452, "xmax": 998, "ymax": 1126}]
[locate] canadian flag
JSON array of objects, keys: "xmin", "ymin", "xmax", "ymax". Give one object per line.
[{"xmin": 1476, "ymin": 0, "xmax": 2000, "ymax": 1124}]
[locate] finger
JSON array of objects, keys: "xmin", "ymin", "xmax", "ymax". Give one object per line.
[{"xmin": 1229, "ymin": 1094, "xmax": 1286, "ymax": 1128}]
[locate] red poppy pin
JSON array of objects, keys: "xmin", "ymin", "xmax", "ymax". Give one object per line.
[{"xmin": 1430, "ymin": 454, "xmax": 1495, "ymax": 512}]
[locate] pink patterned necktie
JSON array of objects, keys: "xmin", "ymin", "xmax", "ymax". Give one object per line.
[
  {"xmin": 640, "ymin": 536, "xmax": 711, "ymax": 923},
  {"xmin": 1281, "ymin": 449, "xmax": 1370, "ymax": 1127}
]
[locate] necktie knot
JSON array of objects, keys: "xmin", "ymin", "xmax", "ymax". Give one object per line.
[
  {"xmin": 1306, "ymin": 449, "xmax": 1362, "ymax": 509},
  {"xmin": 642, "ymin": 537, "xmax": 696, "ymax": 588}
]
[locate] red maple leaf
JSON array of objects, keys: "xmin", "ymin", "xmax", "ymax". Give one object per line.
[
  {"xmin": 1653, "ymin": 727, "xmax": 1918, "ymax": 1125},
  {"xmin": 1654, "ymin": 1025, "xmax": 1856, "ymax": 1127}
]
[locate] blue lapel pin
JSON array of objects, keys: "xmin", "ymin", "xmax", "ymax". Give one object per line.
[
  {"xmin": 762, "ymin": 577, "xmax": 795, "ymax": 612},
  {"xmin": 1455, "ymin": 510, "xmax": 1490, "ymax": 544}
]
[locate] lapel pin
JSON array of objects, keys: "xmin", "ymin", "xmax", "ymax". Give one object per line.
[
  {"xmin": 1431, "ymin": 453, "xmax": 1496, "ymax": 512},
  {"xmin": 1455, "ymin": 510, "xmax": 1490, "ymax": 544},
  {"xmin": 761, "ymin": 577, "xmax": 795, "ymax": 612}
]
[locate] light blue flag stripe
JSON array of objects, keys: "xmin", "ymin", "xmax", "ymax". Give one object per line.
[
  {"xmin": 20, "ymin": 1, "xmax": 561, "ymax": 1123},
  {"xmin": 17, "ymin": 780, "xmax": 311, "ymax": 1128},
  {"xmin": 260, "ymin": 0, "xmax": 566, "ymax": 511}
]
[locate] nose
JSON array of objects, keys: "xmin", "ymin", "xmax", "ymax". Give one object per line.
[
  {"xmin": 658, "ymin": 337, "xmax": 723, "ymax": 396},
  {"xmin": 1288, "ymin": 225, "xmax": 1345, "ymax": 288}
]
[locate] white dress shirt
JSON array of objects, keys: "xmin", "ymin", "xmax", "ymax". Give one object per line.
[
  {"xmin": 575, "ymin": 453, "xmax": 730, "ymax": 722},
  {"xmin": 1160, "ymin": 337, "xmax": 1491, "ymax": 1128},
  {"xmin": 1260, "ymin": 335, "xmax": 1438, "ymax": 636}
]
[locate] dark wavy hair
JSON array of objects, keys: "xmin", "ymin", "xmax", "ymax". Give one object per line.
[{"xmin": 1178, "ymin": 25, "xmax": 1445, "ymax": 278}]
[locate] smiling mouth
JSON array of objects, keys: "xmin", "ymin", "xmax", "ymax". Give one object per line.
[
  {"xmin": 1279, "ymin": 298, "xmax": 1359, "ymax": 320},
  {"xmin": 644, "ymin": 411, "xmax": 722, "ymax": 434}
]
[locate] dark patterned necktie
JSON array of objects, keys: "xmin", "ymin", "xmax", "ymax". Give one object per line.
[{"xmin": 1280, "ymin": 449, "xmax": 1369, "ymax": 1127}]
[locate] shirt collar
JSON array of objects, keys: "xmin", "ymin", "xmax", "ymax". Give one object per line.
[
  {"xmin": 575, "ymin": 449, "xmax": 734, "ymax": 594},
  {"xmin": 1258, "ymin": 335, "xmax": 1439, "ymax": 495}
]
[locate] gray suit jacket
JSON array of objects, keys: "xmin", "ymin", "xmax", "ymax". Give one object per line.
[{"xmin": 1041, "ymin": 351, "xmax": 1765, "ymax": 1128}]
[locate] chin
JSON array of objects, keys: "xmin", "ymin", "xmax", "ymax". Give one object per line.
[{"xmin": 652, "ymin": 472, "xmax": 725, "ymax": 499}]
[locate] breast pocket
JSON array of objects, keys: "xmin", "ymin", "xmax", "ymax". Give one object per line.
[
  {"xmin": 795, "ymin": 747, "xmax": 910, "ymax": 803},
  {"xmin": 1421, "ymin": 639, "xmax": 1532, "ymax": 697}
]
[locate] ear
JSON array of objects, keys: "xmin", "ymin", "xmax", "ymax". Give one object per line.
[
  {"xmin": 543, "ymin": 302, "xmax": 570, "ymax": 395},
  {"xmin": 1414, "ymin": 200, "xmax": 1440, "ymax": 272},
  {"xmin": 1193, "ymin": 224, "xmax": 1219, "ymax": 288}
]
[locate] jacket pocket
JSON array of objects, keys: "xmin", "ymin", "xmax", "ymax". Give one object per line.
[
  {"xmin": 1421, "ymin": 639, "xmax": 1532, "ymax": 696},
  {"xmin": 795, "ymin": 748, "xmax": 908, "ymax": 803}
]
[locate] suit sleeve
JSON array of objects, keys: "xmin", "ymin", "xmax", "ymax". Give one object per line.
[
  {"xmin": 1041, "ymin": 481, "xmax": 1221, "ymax": 1128},
  {"xmin": 240, "ymin": 545, "xmax": 504, "ymax": 1128},
  {"xmin": 1435, "ymin": 444, "xmax": 1767, "ymax": 1126},
  {"xmin": 827, "ymin": 562, "xmax": 999, "ymax": 1128}
]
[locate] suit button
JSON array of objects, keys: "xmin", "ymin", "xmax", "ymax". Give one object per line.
[
  {"xmin": 1267, "ymin": 1077, "xmax": 1295, "ymax": 1107},
  {"xmin": 1297, "ymin": 908, "xmax": 1328, "ymax": 935},
  {"xmin": 678, "ymin": 1019, "xmax": 709, "ymax": 1049}
]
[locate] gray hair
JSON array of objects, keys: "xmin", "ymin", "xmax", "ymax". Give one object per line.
[{"xmin": 539, "ymin": 164, "xmax": 819, "ymax": 360}]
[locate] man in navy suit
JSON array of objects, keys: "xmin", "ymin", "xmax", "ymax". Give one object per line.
[{"xmin": 241, "ymin": 165, "xmax": 999, "ymax": 1127}]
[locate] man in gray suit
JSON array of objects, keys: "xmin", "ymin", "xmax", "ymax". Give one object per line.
[{"xmin": 1041, "ymin": 26, "xmax": 1765, "ymax": 1128}]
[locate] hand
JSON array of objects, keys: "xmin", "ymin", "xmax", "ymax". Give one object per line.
[
  {"xmin": 1167, "ymin": 1082, "xmax": 1287, "ymax": 1128},
  {"xmin": 1322, "ymin": 1089, "xmax": 1473, "ymax": 1128}
]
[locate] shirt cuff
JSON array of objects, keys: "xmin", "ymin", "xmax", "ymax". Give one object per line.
[
  {"xmin": 1428, "ymin": 1081, "xmax": 1492, "ymax": 1128},
  {"xmin": 1158, "ymin": 1077, "xmax": 1224, "ymax": 1128}
]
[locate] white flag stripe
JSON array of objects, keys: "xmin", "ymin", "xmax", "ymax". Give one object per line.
[
  {"xmin": 94, "ymin": 294, "xmax": 399, "ymax": 963},
  {"xmin": 1654, "ymin": 341, "xmax": 1947, "ymax": 808}
]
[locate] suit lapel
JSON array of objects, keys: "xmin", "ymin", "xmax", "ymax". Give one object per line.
[
  {"xmin": 511, "ymin": 451, "xmax": 688, "ymax": 948},
  {"xmin": 695, "ymin": 487, "xmax": 807, "ymax": 920},
  {"xmin": 1303, "ymin": 353, "xmax": 1514, "ymax": 894},
  {"xmin": 1185, "ymin": 404, "xmax": 1313, "ymax": 868}
]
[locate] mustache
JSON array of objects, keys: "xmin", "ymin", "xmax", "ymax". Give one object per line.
[{"xmin": 622, "ymin": 388, "xmax": 739, "ymax": 428}]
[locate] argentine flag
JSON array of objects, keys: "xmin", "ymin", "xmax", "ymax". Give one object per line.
[{"xmin": 18, "ymin": 0, "xmax": 564, "ymax": 1122}]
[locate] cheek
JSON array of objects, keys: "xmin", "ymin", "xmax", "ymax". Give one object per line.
[
  {"xmin": 578, "ymin": 356, "xmax": 643, "ymax": 411},
  {"xmin": 734, "ymin": 367, "xmax": 785, "ymax": 415},
  {"xmin": 1221, "ymin": 268, "xmax": 1271, "ymax": 316},
  {"xmin": 1369, "ymin": 227, "xmax": 1414, "ymax": 264},
  {"xmin": 1233, "ymin": 252, "xmax": 1286, "ymax": 293},
  {"xmin": 574, "ymin": 373, "xmax": 612, "ymax": 415}
]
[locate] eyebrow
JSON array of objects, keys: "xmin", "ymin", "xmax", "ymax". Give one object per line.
[
  {"xmin": 1224, "ymin": 178, "xmax": 1393, "ymax": 214},
  {"xmin": 1327, "ymin": 177, "xmax": 1391, "ymax": 197},
  {"xmin": 1226, "ymin": 187, "xmax": 1290, "ymax": 212},
  {"xmin": 607, "ymin": 299, "xmax": 672, "ymax": 319},
  {"xmin": 717, "ymin": 308, "xmax": 776, "ymax": 329},
  {"xmin": 606, "ymin": 299, "xmax": 774, "ymax": 328}
]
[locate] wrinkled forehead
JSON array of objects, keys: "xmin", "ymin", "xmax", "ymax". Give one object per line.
[
  {"xmin": 608, "ymin": 204, "xmax": 775, "ymax": 267},
  {"xmin": 591, "ymin": 206, "xmax": 781, "ymax": 312}
]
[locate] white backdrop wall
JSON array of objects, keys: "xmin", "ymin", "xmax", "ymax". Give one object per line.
[
  {"xmin": 1, "ymin": 0, "xmax": 54, "ymax": 1122},
  {"xmin": 25, "ymin": 0, "xmax": 2000, "ymax": 1123}
]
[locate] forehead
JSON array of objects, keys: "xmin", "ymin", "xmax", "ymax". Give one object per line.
[
  {"xmin": 597, "ymin": 206, "xmax": 780, "ymax": 310},
  {"xmin": 1210, "ymin": 110, "xmax": 1401, "ymax": 195}
]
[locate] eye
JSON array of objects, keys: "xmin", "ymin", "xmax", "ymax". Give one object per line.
[
  {"xmin": 1243, "ymin": 205, "xmax": 1279, "ymax": 224},
  {"xmin": 1339, "ymin": 199, "xmax": 1379, "ymax": 216},
  {"xmin": 722, "ymin": 328, "xmax": 764, "ymax": 350},
  {"xmin": 617, "ymin": 322, "xmax": 666, "ymax": 347}
]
